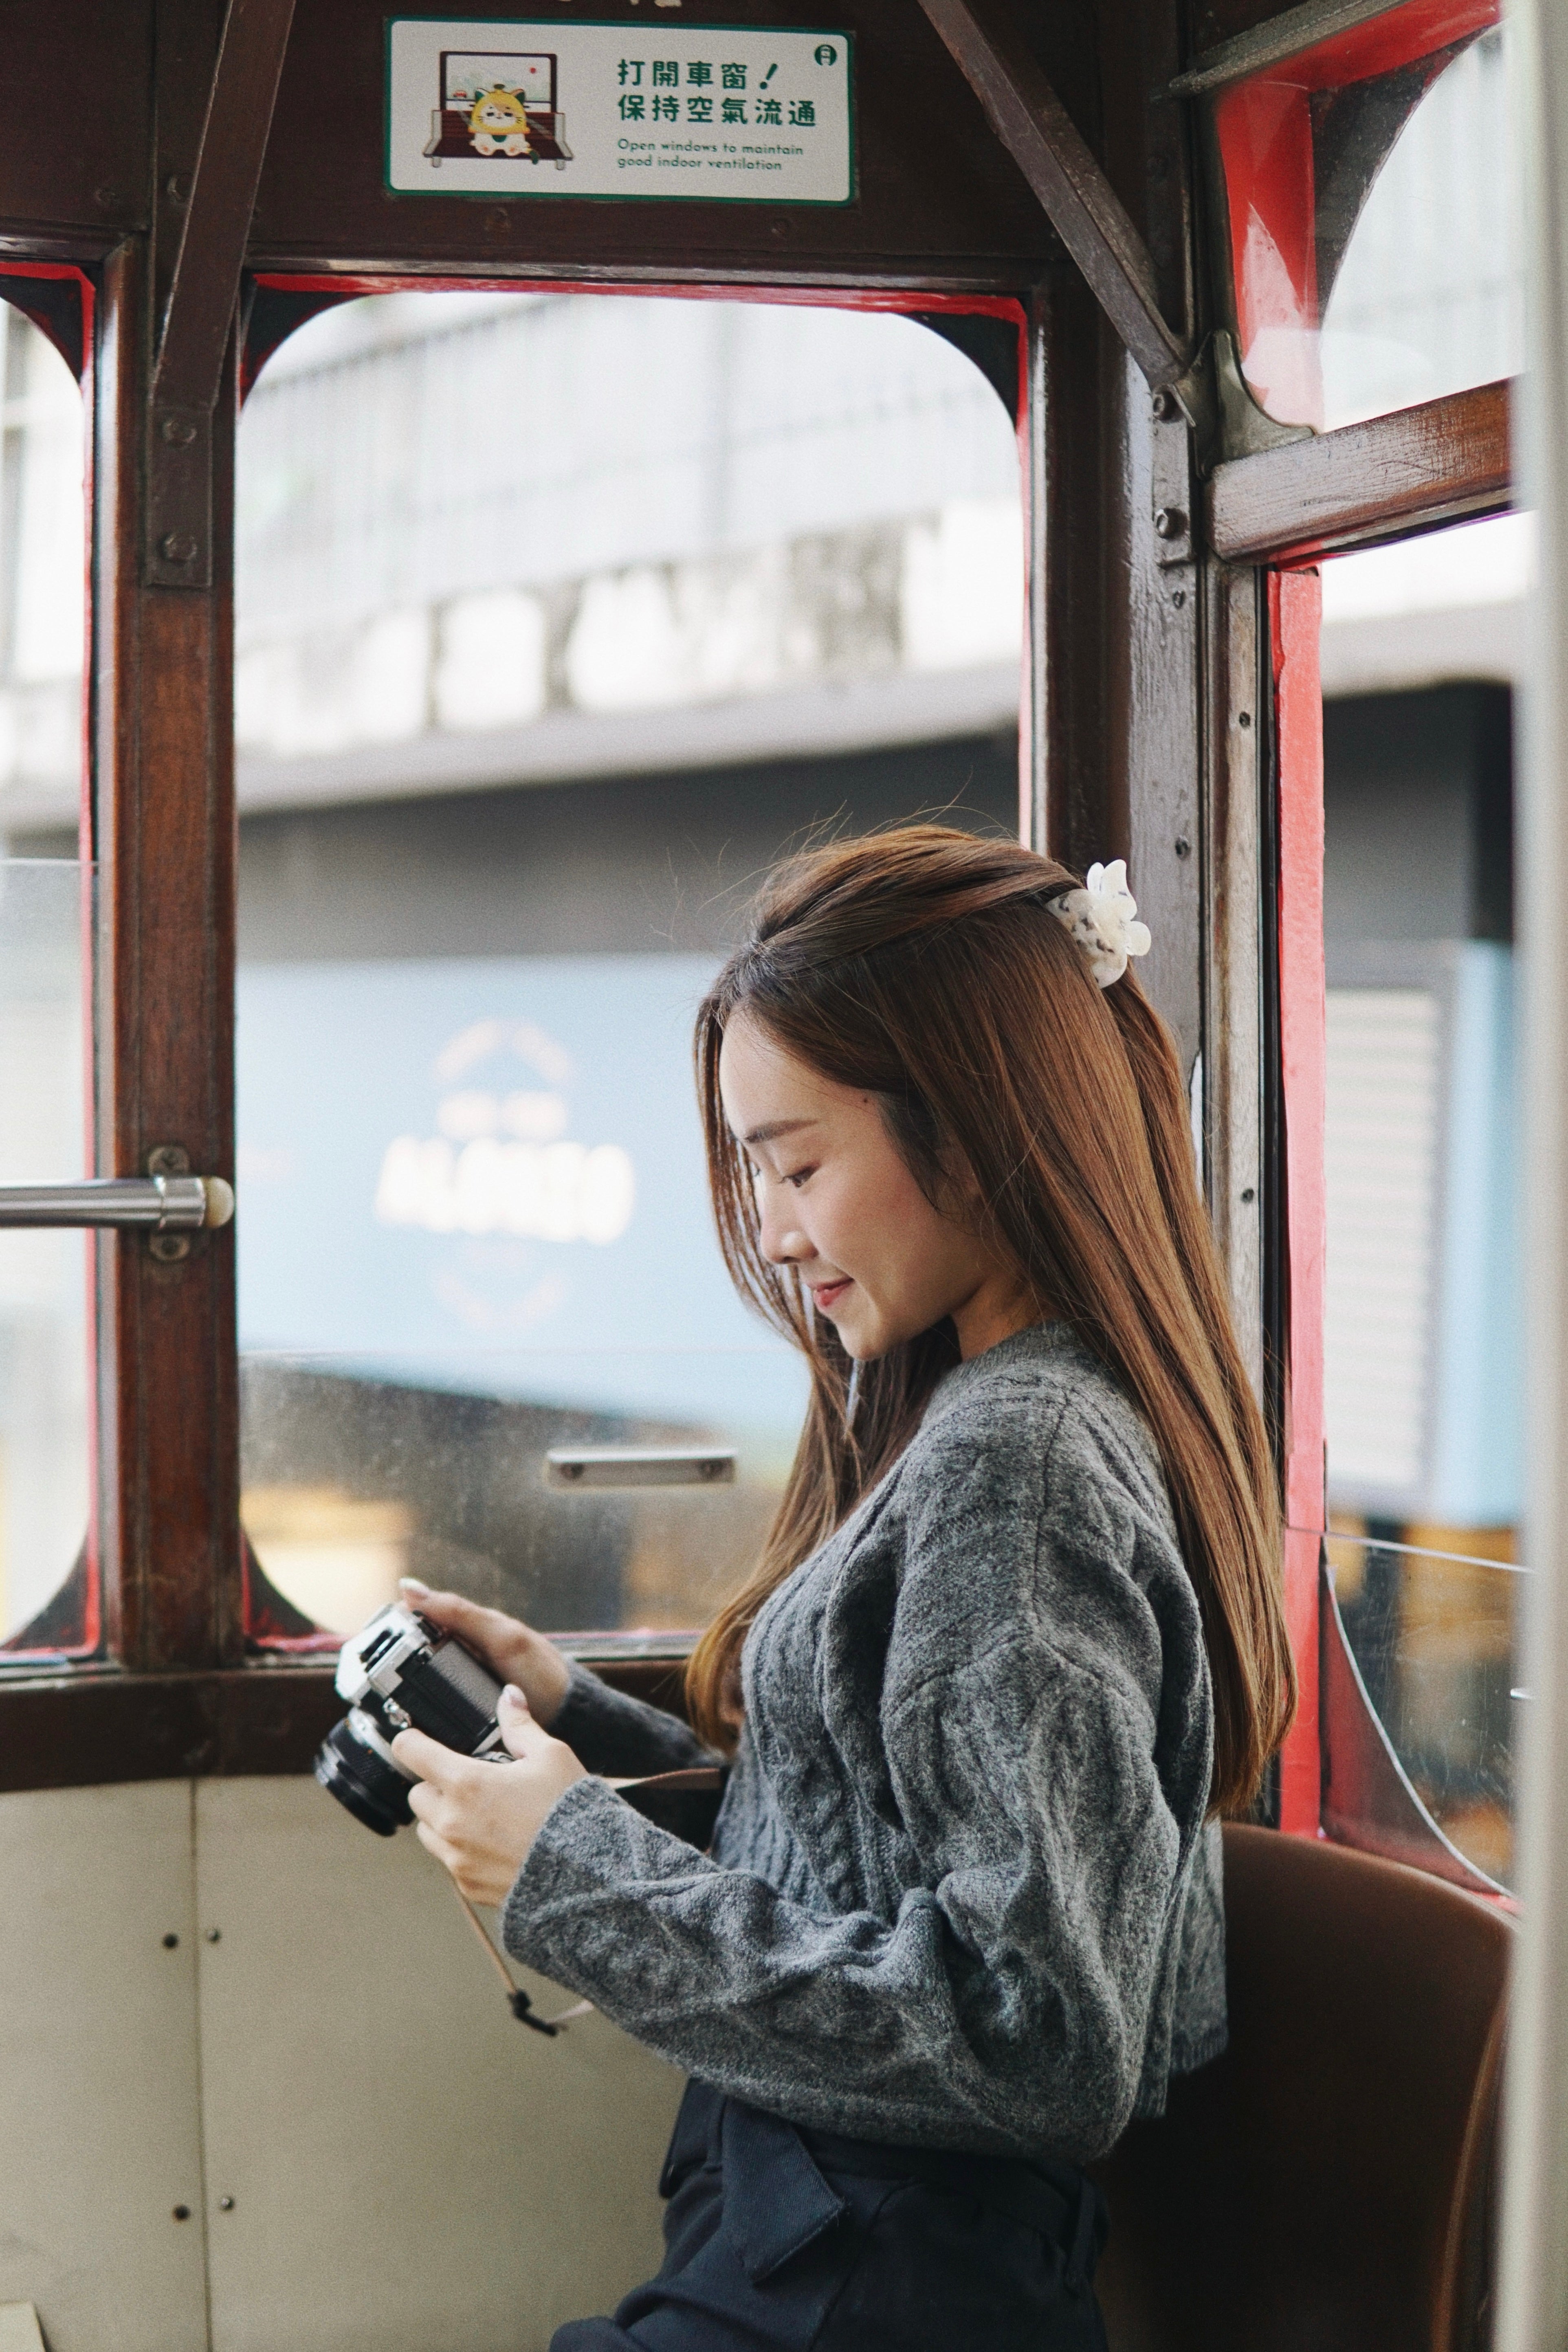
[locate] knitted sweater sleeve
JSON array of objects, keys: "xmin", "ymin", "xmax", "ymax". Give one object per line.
[
  {"xmin": 548, "ymin": 1657, "xmax": 711, "ymax": 1777},
  {"xmin": 502, "ymin": 1395, "xmax": 1212, "ymax": 2162}
]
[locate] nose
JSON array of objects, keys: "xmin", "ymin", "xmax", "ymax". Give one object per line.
[{"xmin": 756, "ymin": 1180, "xmax": 810, "ymax": 1268}]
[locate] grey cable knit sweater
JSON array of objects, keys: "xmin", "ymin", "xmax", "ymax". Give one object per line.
[{"xmin": 502, "ymin": 1320, "xmax": 1227, "ymax": 2165}]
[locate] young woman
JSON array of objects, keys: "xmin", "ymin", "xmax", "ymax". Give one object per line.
[{"xmin": 392, "ymin": 826, "xmax": 1295, "ymax": 2352}]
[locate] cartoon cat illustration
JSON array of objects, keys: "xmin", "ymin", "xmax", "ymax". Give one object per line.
[{"xmin": 467, "ymin": 84, "xmax": 531, "ymax": 156}]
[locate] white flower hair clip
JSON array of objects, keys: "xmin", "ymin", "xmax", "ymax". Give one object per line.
[{"xmin": 1048, "ymin": 859, "xmax": 1152, "ymax": 988}]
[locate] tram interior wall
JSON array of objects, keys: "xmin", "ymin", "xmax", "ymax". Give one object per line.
[{"xmin": 0, "ymin": 1777, "xmax": 678, "ymax": 2352}]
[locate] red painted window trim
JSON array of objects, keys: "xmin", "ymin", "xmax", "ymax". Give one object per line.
[
  {"xmin": 1213, "ymin": 0, "xmax": 1500, "ymax": 427},
  {"xmin": 238, "ymin": 271, "xmax": 1034, "ymax": 1651},
  {"xmin": 1214, "ymin": 0, "xmax": 1504, "ymax": 1828}
]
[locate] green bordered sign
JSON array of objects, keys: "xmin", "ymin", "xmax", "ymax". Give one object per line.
[{"xmin": 386, "ymin": 19, "xmax": 855, "ymax": 203}]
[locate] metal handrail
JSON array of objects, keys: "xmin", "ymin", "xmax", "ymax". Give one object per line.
[{"xmin": 0, "ymin": 1176, "xmax": 235, "ymax": 1230}]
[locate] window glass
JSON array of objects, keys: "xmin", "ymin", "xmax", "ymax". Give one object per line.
[
  {"xmin": 235, "ymin": 292, "xmax": 1024, "ymax": 1645},
  {"xmin": 1320, "ymin": 30, "xmax": 1521, "ymax": 429},
  {"xmin": 1212, "ymin": 4, "xmax": 1517, "ymax": 431},
  {"xmin": 1326, "ymin": 1529, "xmax": 1519, "ymax": 1886},
  {"xmin": 1319, "ymin": 507, "xmax": 1521, "ymax": 1878},
  {"xmin": 0, "ymin": 305, "xmax": 84, "ymax": 813},
  {"xmin": 0, "ymin": 303, "xmax": 90, "ymax": 1656},
  {"xmin": 0, "ymin": 861, "xmax": 91, "ymax": 1651}
]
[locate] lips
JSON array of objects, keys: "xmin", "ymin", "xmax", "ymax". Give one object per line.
[{"xmin": 811, "ymin": 1278, "xmax": 851, "ymax": 1312}]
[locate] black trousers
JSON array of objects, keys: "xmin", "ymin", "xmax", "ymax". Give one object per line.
[{"xmin": 551, "ymin": 2079, "xmax": 1110, "ymax": 2352}]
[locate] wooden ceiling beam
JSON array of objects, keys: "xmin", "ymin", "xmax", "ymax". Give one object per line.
[
  {"xmin": 914, "ymin": 0, "xmax": 1192, "ymax": 391},
  {"xmin": 145, "ymin": 0, "xmax": 296, "ymax": 588},
  {"xmin": 1206, "ymin": 376, "xmax": 1513, "ymax": 564},
  {"xmin": 153, "ymin": 0, "xmax": 298, "ymax": 415},
  {"xmin": 1169, "ymin": 0, "xmax": 1412, "ymax": 97}
]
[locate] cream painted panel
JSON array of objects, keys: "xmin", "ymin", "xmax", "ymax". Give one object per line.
[
  {"xmin": 194, "ymin": 1778, "xmax": 683, "ymax": 2352},
  {"xmin": 0, "ymin": 1782, "xmax": 209, "ymax": 2352}
]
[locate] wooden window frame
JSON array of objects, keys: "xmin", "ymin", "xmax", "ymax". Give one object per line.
[{"xmin": 0, "ymin": 0, "xmax": 1517, "ymax": 1834}]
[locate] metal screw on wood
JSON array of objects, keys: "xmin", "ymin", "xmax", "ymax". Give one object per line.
[
  {"xmin": 148, "ymin": 1147, "xmax": 194, "ymax": 1257},
  {"xmin": 161, "ymin": 417, "xmax": 198, "ymax": 446},
  {"xmin": 165, "ymin": 173, "xmax": 192, "ymax": 202},
  {"xmin": 1174, "ymin": 836, "xmax": 1192, "ymax": 858},
  {"xmin": 218, "ymin": 2196, "xmax": 235, "ymax": 2211},
  {"xmin": 1151, "ymin": 388, "xmax": 1177, "ymax": 420},
  {"xmin": 159, "ymin": 532, "xmax": 199, "ymax": 565},
  {"xmin": 1153, "ymin": 506, "xmax": 1187, "ymax": 541}
]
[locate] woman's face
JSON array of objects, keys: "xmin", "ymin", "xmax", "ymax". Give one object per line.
[{"xmin": 717, "ymin": 1011, "xmax": 1033, "ymax": 1362}]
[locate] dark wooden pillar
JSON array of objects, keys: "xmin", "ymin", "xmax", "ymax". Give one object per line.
[
  {"xmin": 1029, "ymin": 264, "xmax": 1108, "ymax": 868},
  {"xmin": 1097, "ymin": 0, "xmax": 1204, "ymax": 1081},
  {"xmin": 92, "ymin": 216, "xmax": 240, "ymax": 1675},
  {"xmin": 1027, "ymin": 0, "xmax": 1266, "ymax": 1395},
  {"xmin": 1025, "ymin": 0, "xmax": 1206, "ymax": 1083}
]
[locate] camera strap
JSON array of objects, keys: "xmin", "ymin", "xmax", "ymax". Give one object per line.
[{"xmin": 444, "ymin": 1868, "xmax": 595, "ymax": 2035}]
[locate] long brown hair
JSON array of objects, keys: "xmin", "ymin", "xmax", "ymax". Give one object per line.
[{"xmin": 686, "ymin": 826, "xmax": 1294, "ymax": 1816}]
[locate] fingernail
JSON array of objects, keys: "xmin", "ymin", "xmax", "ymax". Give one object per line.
[
  {"xmin": 399, "ymin": 1577, "xmax": 430, "ymax": 1596},
  {"xmin": 501, "ymin": 1683, "xmax": 528, "ymax": 1708}
]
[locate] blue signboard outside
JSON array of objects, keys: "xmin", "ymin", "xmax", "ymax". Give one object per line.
[{"xmin": 235, "ymin": 953, "xmax": 807, "ymax": 1436}]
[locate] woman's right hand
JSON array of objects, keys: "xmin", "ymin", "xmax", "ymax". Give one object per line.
[{"xmin": 398, "ymin": 1577, "xmax": 572, "ymax": 1729}]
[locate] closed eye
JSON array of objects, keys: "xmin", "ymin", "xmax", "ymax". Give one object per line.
[{"xmin": 782, "ymin": 1163, "xmax": 817, "ymax": 1189}]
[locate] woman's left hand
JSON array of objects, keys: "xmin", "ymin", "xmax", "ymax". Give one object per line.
[{"xmin": 392, "ymin": 1686, "xmax": 589, "ymax": 1906}]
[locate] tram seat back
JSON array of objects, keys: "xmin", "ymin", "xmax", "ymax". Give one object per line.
[{"xmin": 1090, "ymin": 1823, "xmax": 1511, "ymax": 2352}]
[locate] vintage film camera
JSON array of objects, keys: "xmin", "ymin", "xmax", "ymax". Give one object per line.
[{"xmin": 314, "ymin": 1601, "xmax": 508, "ymax": 1836}]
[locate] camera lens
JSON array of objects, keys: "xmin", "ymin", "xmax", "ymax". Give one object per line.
[{"xmin": 314, "ymin": 1715, "xmax": 416, "ymax": 1837}]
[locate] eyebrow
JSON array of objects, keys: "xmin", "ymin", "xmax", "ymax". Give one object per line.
[{"xmin": 739, "ymin": 1117, "xmax": 818, "ymax": 1147}]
